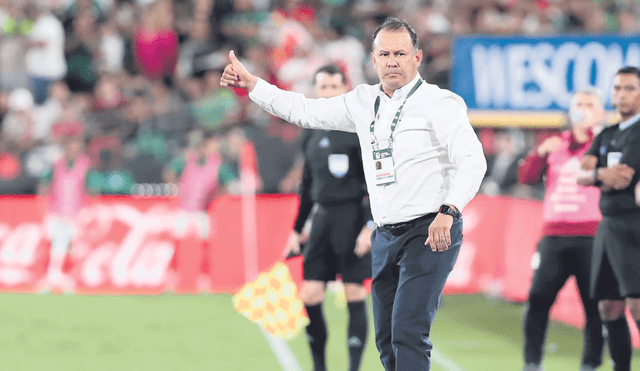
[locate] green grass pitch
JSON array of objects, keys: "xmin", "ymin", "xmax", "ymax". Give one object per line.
[{"xmin": 0, "ymin": 292, "xmax": 638, "ymax": 370}]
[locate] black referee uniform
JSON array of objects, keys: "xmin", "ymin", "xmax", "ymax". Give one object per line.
[
  {"xmin": 588, "ymin": 119, "xmax": 640, "ymax": 300},
  {"xmin": 294, "ymin": 129, "xmax": 372, "ymax": 283},
  {"xmin": 587, "ymin": 118, "xmax": 640, "ymax": 371},
  {"xmin": 293, "ymin": 128, "xmax": 372, "ymax": 371}
]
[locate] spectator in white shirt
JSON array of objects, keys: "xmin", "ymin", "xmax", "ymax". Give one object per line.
[
  {"xmin": 98, "ymin": 19, "xmax": 125, "ymax": 75},
  {"xmin": 221, "ymin": 17, "xmax": 486, "ymax": 371},
  {"xmin": 2, "ymin": 88, "xmax": 36, "ymax": 151},
  {"xmin": 24, "ymin": 3, "xmax": 67, "ymax": 105}
]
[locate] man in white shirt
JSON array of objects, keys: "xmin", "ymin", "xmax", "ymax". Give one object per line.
[
  {"xmin": 221, "ymin": 17, "xmax": 486, "ymax": 371},
  {"xmin": 25, "ymin": 3, "xmax": 67, "ymax": 105}
]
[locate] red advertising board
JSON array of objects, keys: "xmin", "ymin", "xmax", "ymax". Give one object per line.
[
  {"xmin": 0, "ymin": 194, "xmax": 299, "ymax": 295},
  {"xmin": 208, "ymin": 194, "xmax": 299, "ymax": 293},
  {"xmin": 0, "ymin": 196, "xmax": 48, "ymax": 293},
  {"xmin": 0, "ymin": 193, "xmax": 636, "ymax": 346}
]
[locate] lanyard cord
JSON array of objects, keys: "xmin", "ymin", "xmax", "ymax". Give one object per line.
[{"xmin": 370, "ymin": 79, "xmax": 423, "ymax": 151}]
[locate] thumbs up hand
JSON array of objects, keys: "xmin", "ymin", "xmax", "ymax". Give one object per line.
[{"xmin": 220, "ymin": 50, "xmax": 258, "ymax": 92}]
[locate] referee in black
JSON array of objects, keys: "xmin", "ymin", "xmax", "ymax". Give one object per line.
[
  {"xmin": 578, "ymin": 66, "xmax": 640, "ymax": 371},
  {"xmin": 285, "ymin": 65, "xmax": 373, "ymax": 371}
]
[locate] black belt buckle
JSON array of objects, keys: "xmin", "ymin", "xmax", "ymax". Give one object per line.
[
  {"xmin": 383, "ymin": 222, "xmax": 410, "ymax": 237},
  {"xmin": 382, "ymin": 213, "xmax": 437, "ymax": 237}
]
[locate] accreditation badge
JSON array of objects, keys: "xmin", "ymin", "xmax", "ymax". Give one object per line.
[
  {"xmin": 328, "ymin": 154, "xmax": 349, "ymax": 178},
  {"xmin": 373, "ymin": 148, "xmax": 395, "ymax": 186},
  {"xmin": 607, "ymin": 152, "xmax": 622, "ymax": 167}
]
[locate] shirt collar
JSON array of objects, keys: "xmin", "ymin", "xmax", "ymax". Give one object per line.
[
  {"xmin": 619, "ymin": 112, "xmax": 640, "ymax": 131},
  {"xmin": 378, "ymin": 73, "xmax": 423, "ymax": 101}
]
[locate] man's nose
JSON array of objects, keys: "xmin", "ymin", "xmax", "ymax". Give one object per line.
[{"xmin": 386, "ymin": 55, "xmax": 398, "ymax": 67}]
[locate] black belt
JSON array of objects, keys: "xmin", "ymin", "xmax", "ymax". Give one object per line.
[{"xmin": 381, "ymin": 212, "xmax": 438, "ymax": 237}]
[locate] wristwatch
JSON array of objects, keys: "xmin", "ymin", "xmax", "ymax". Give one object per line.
[
  {"xmin": 593, "ymin": 167, "xmax": 602, "ymax": 187},
  {"xmin": 439, "ymin": 204, "xmax": 461, "ymax": 219}
]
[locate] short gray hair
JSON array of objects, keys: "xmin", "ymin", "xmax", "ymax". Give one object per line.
[{"xmin": 572, "ymin": 87, "xmax": 604, "ymax": 108}]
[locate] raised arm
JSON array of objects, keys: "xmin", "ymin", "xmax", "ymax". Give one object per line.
[{"xmin": 220, "ymin": 51, "xmax": 356, "ymax": 133}]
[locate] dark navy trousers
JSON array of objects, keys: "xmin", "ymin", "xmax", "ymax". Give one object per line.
[{"xmin": 371, "ymin": 216, "xmax": 462, "ymax": 371}]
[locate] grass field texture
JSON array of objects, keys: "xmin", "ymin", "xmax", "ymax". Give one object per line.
[{"xmin": 1, "ymin": 292, "xmax": 639, "ymax": 371}]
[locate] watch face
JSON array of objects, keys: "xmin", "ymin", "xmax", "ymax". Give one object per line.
[{"xmin": 440, "ymin": 205, "xmax": 460, "ymax": 217}]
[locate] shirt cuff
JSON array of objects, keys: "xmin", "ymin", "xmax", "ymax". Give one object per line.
[
  {"xmin": 442, "ymin": 197, "xmax": 464, "ymax": 215},
  {"xmin": 248, "ymin": 78, "xmax": 269, "ymax": 101}
]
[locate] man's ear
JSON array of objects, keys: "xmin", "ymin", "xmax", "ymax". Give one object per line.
[{"xmin": 415, "ymin": 49, "xmax": 423, "ymax": 65}]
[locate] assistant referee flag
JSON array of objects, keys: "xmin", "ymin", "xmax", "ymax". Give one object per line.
[{"xmin": 233, "ymin": 262, "xmax": 309, "ymax": 340}]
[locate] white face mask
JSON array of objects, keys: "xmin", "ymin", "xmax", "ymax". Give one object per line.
[{"xmin": 569, "ymin": 108, "xmax": 593, "ymax": 127}]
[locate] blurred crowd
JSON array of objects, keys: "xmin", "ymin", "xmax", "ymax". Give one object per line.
[{"xmin": 0, "ymin": 0, "xmax": 638, "ymax": 198}]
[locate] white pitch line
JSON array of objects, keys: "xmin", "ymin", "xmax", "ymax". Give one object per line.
[
  {"xmin": 260, "ymin": 329, "xmax": 303, "ymax": 371},
  {"xmin": 432, "ymin": 348, "xmax": 467, "ymax": 371}
]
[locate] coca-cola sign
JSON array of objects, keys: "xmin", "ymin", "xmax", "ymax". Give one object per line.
[
  {"xmin": 0, "ymin": 196, "xmax": 181, "ymax": 294},
  {"xmin": 0, "ymin": 194, "xmax": 300, "ymax": 295},
  {"xmin": 0, "ymin": 222, "xmax": 47, "ymax": 288},
  {"xmin": 71, "ymin": 198, "xmax": 178, "ymax": 294}
]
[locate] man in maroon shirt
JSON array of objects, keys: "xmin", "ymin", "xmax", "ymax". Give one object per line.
[{"xmin": 518, "ymin": 89, "xmax": 605, "ymax": 371}]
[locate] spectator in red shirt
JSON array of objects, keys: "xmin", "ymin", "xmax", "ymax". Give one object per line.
[{"xmin": 132, "ymin": 0, "xmax": 178, "ymax": 81}]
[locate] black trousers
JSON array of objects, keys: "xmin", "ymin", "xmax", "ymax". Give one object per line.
[
  {"xmin": 371, "ymin": 215, "xmax": 462, "ymax": 371},
  {"xmin": 524, "ymin": 235, "xmax": 603, "ymax": 367}
]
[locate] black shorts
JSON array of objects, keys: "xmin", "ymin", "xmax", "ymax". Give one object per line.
[
  {"xmin": 591, "ymin": 216, "xmax": 640, "ymax": 300},
  {"xmin": 303, "ymin": 202, "xmax": 371, "ymax": 284}
]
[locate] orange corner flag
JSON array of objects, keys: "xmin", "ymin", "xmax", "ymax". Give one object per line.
[{"xmin": 233, "ymin": 262, "xmax": 309, "ymax": 340}]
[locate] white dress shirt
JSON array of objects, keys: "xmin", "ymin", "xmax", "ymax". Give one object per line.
[{"xmin": 249, "ymin": 73, "xmax": 487, "ymax": 226}]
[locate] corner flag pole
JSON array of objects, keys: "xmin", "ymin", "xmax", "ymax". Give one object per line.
[{"xmin": 240, "ymin": 144, "xmax": 302, "ymax": 371}]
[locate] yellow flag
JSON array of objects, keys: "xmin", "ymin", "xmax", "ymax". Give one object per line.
[{"xmin": 233, "ymin": 262, "xmax": 309, "ymax": 340}]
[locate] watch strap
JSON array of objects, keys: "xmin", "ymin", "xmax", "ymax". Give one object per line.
[{"xmin": 439, "ymin": 204, "xmax": 461, "ymax": 218}]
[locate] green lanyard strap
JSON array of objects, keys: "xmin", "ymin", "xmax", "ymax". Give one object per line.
[{"xmin": 370, "ymin": 79, "xmax": 423, "ymax": 151}]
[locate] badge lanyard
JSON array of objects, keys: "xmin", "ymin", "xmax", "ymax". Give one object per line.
[
  {"xmin": 370, "ymin": 79, "xmax": 423, "ymax": 152},
  {"xmin": 370, "ymin": 79, "xmax": 423, "ymax": 186}
]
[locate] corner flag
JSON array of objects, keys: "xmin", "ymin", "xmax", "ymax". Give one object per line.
[{"xmin": 233, "ymin": 261, "xmax": 309, "ymax": 340}]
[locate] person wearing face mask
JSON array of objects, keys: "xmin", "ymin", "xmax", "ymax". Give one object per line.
[{"xmin": 518, "ymin": 88, "xmax": 606, "ymax": 371}]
